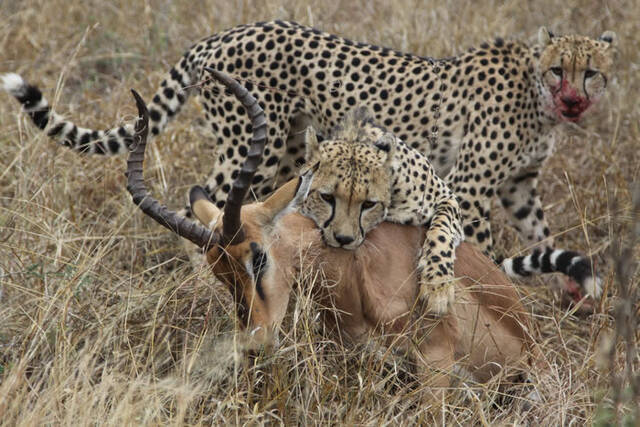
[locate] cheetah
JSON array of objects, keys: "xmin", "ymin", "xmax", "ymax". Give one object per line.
[
  {"xmin": 293, "ymin": 106, "xmax": 463, "ymax": 315},
  {"xmin": 1, "ymin": 21, "xmax": 616, "ymax": 298}
]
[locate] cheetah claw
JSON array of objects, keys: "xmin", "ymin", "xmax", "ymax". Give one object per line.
[{"xmin": 419, "ymin": 280, "xmax": 455, "ymax": 316}]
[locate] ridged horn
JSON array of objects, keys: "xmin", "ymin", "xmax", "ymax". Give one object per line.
[
  {"xmin": 204, "ymin": 67, "xmax": 267, "ymax": 245},
  {"xmin": 126, "ymin": 89, "xmax": 218, "ymax": 249}
]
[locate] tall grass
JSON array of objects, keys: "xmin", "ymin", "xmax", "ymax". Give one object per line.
[{"xmin": 1, "ymin": 0, "xmax": 638, "ymax": 424}]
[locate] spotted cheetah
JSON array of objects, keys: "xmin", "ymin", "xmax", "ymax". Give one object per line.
[
  {"xmin": 293, "ymin": 106, "xmax": 463, "ymax": 315},
  {"xmin": 1, "ymin": 21, "xmax": 615, "ymax": 298}
]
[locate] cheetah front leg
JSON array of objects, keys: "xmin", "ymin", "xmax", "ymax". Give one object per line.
[
  {"xmin": 496, "ymin": 169, "xmax": 550, "ymax": 247},
  {"xmin": 453, "ymin": 193, "xmax": 494, "ymax": 257},
  {"xmin": 417, "ymin": 197, "xmax": 464, "ymax": 316}
]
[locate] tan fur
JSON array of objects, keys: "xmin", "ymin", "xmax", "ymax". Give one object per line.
[
  {"xmin": 194, "ymin": 180, "xmax": 542, "ymax": 395},
  {"xmin": 200, "ymin": 179, "xmax": 299, "ymax": 342},
  {"xmin": 268, "ymin": 214, "xmax": 538, "ymax": 385}
]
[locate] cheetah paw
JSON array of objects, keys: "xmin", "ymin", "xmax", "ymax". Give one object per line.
[{"xmin": 418, "ymin": 280, "xmax": 455, "ymax": 316}]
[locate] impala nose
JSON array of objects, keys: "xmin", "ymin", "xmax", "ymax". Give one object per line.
[{"xmin": 334, "ymin": 234, "xmax": 355, "ymax": 246}]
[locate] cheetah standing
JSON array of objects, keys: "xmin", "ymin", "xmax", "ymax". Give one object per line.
[{"xmin": 2, "ymin": 21, "xmax": 616, "ymax": 297}]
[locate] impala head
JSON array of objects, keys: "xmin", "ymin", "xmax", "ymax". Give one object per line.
[
  {"xmin": 298, "ymin": 107, "xmax": 396, "ymax": 250},
  {"xmin": 126, "ymin": 68, "xmax": 297, "ymax": 343},
  {"xmin": 536, "ymin": 27, "xmax": 616, "ymax": 123}
]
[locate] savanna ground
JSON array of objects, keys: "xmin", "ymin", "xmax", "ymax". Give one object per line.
[{"xmin": 0, "ymin": 0, "xmax": 639, "ymax": 424}]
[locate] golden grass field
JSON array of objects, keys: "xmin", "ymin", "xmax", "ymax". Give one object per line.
[{"xmin": 1, "ymin": 0, "xmax": 639, "ymax": 424}]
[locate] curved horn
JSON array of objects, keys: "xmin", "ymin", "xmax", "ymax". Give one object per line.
[
  {"xmin": 126, "ymin": 89, "xmax": 218, "ymax": 249},
  {"xmin": 204, "ymin": 67, "xmax": 267, "ymax": 245}
]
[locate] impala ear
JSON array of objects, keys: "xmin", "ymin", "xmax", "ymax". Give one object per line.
[
  {"xmin": 190, "ymin": 185, "xmax": 222, "ymax": 228},
  {"xmin": 538, "ymin": 27, "xmax": 553, "ymax": 46},
  {"xmin": 599, "ymin": 30, "xmax": 616, "ymax": 46},
  {"xmin": 303, "ymin": 126, "xmax": 321, "ymax": 163},
  {"xmin": 259, "ymin": 178, "xmax": 301, "ymax": 222}
]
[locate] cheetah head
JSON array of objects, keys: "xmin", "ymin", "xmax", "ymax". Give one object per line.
[
  {"xmin": 537, "ymin": 27, "xmax": 616, "ymax": 123},
  {"xmin": 296, "ymin": 108, "xmax": 395, "ymax": 250}
]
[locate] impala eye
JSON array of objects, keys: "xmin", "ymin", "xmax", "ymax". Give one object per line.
[
  {"xmin": 249, "ymin": 242, "xmax": 267, "ymax": 300},
  {"xmin": 550, "ymin": 67, "xmax": 563, "ymax": 77},
  {"xmin": 361, "ymin": 200, "xmax": 377, "ymax": 210},
  {"xmin": 319, "ymin": 192, "xmax": 335, "ymax": 203},
  {"xmin": 584, "ymin": 69, "xmax": 598, "ymax": 78}
]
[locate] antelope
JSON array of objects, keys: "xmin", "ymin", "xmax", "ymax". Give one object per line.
[{"xmin": 125, "ymin": 71, "xmax": 544, "ymax": 401}]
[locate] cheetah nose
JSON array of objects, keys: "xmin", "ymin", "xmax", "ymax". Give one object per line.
[
  {"xmin": 334, "ymin": 233, "xmax": 355, "ymax": 246},
  {"xmin": 561, "ymin": 96, "xmax": 579, "ymax": 108}
]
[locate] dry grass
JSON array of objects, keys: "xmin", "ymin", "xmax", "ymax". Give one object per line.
[{"xmin": 1, "ymin": 0, "xmax": 639, "ymax": 424}]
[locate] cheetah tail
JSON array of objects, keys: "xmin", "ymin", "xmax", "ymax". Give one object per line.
[
  {"xmin": 502, "ymin": 247, "xmax": 602, "ymax": 299},
  {"xmin": 1, "ymin": 55, "xmax": 193, "ymax": 155}
]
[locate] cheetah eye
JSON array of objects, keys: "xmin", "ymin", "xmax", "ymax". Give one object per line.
[
  {"xmin": 319, "ymin": 192, "xmax": 335, "ymax": 204},
  {"xmin": 361, "ymin": 200, "xmax": 377, "ymax": 210},
  {"xmin": 584, "ymin": 69, "xmax": 598, "ymax": 79},
  {"xmin": 550, "ymin": 67, "xmax": 563, "ymax": 77}
]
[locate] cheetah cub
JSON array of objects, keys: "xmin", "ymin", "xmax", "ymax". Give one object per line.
[{"xmin": 294, "ymin": 107, "xmax": 463, "ymax": 315}]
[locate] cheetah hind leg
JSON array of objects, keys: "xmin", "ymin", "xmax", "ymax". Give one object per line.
[
  {"xmin": 180, "ymin": 111, "xmax": 313, "ymax": 268},
  {"xmin": 273, "ymin": 111, "xmax": 323, "ymax": 187}
]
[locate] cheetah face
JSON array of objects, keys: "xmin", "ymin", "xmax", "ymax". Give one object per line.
[
  {"xmin": 537, "ymin": 27, "xmax": 616, "ymax": 123},
  {"xmin": 298, "ymin": 125, "xmax": 394, "ymax": 250}
]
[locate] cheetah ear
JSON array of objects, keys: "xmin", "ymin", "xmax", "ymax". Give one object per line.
[
  {"xmin": 303, "ymin": 126, "xmax": 321, "ymax": 162},
  {"xmin": 374, "ymin": 132, "xmax": 396, "ymax": 165},
  {"xmin": 538, "ymin": 27, "xmax": 554, "ymax": 46},
  {"xmin": 599, "ymin": 30, "xmax": 616, "ymax": 46}
]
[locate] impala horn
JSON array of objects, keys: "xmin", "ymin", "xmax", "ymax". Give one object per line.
[
  {"xmin": 204, "ymin": 67, "xmax": 267, "ymax": 245},
  {"xmin": 126, "ymin": 69, "xmax": 267, "ymax": 248},
  {"xmin": 126, "ymin": 90, "xmax": 218, "ymax": 249}
]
